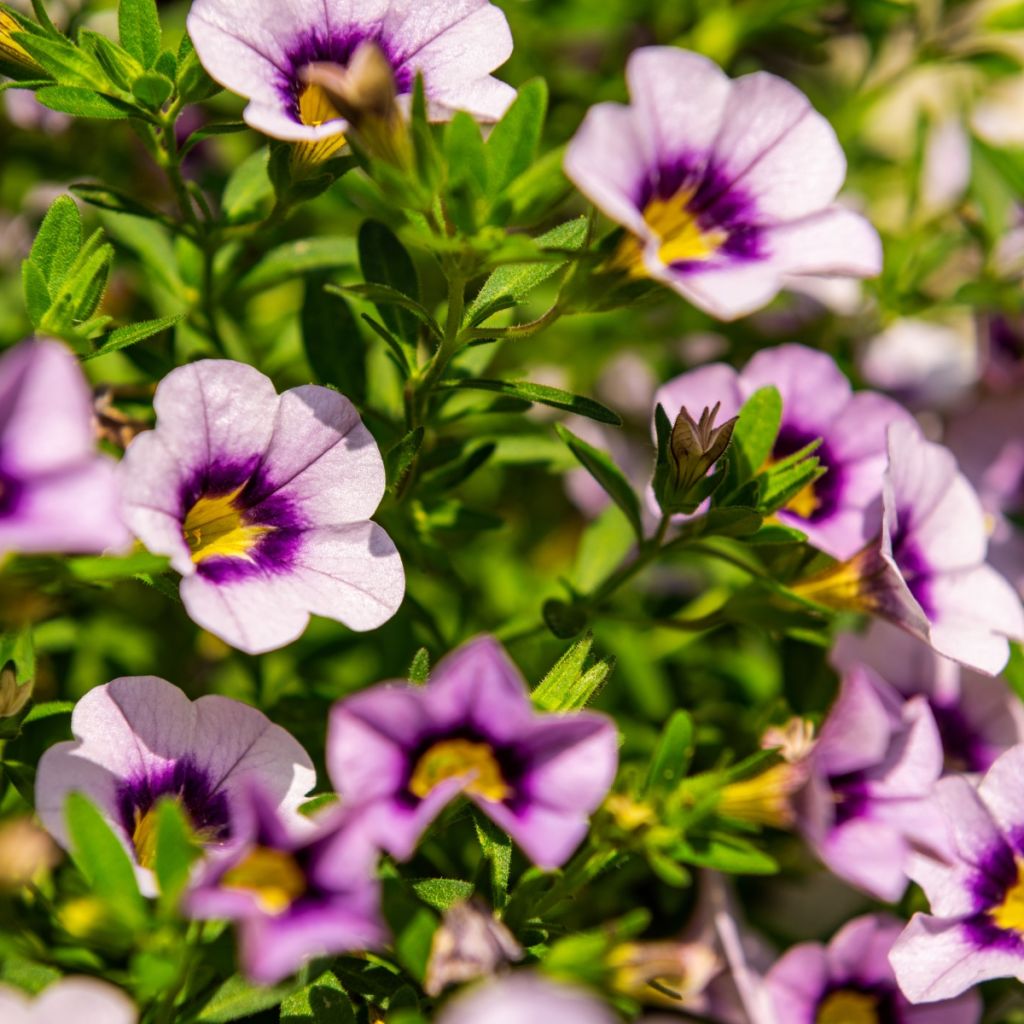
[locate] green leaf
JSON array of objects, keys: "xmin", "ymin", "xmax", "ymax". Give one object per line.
[
  {"xmin": 331, "ymin": 282, "xmax": 441, "ymax": 340},
  {"xmin": 176, "ymin": 34, "xmax": 220, "ymax": 103},
  {"xmin": 361, "ymin": 314, "xmax": 411, "ymax": 375},
  {"xmin": 84, "ymin": 313, "xmax": 183, "ymax": 360},
  {"xmin": 131, "ymin": 70, "xmax": 172, "ymax": 108},
  {"xmin": 673, "ymin": 834, "xmax": 779, "ymax": 875},
  {"xmin": 66, "ymin": 550, "xmax": 170, "ymax": 581},
  {"xmin": 118, "ymin": 0, "xmax": 160, "ymax": 66},
  {"xmin": 64, "ymin": 792, "xmax": 147, "ymax": 928},
  {"xmin": 236, "ymin": 237, "xmax": 357, "ymax": 293},
  {"xmin": 445, "ymin": 111, "xmax": 487, "ymax": 195},
  {"xmin": 408, "ymin": 647, "xmax": 430, "ymax": 684},
  {"xmin": 35, "ymin": 85, "xmax": 132, "ymax": 119},
  {"xmin": 17, "ymin": 35, "xmax": 105, "ymax": 89},
  {"xmin": 410, "ymin": 877, "xmax": 474, "ymax": 911},
  {"xmin": 301, "ymin": 274, "xmax": 366, "ymax": 402},
  {"xmin": 71, "ymin": 182, "xmax": 161, "ymax": 219},
  {"xmin": 22, "ymin": 259, "xmax": 51, "ymax": 326},
  {"xmin": 180, "ymin": 120, "xmax": 248, "ymax": 156},
  {"xmin": 0, "ymin": 626, "xmax": 35, "ymax": 685},
  {"xmin": 357, "ymin": 220, "xmax": 420, "ymax": 349},
  {"xmin": 153, "ymin": 798, "xmax": 200, "ymax": 911},
  {"xmin": 79, "ymin": 29, "xmax": 142, "ymax": 89},
  {"xmin": 386, "ymin": 428, "xmax": 424, "ymax": 494},
  {"xmin": 197, "ymin": 974, "xmax": 298, "ymax": 1022},
  {"xmin": 485, "ymin": 78, "xmax": 547, "ymax": 197},
  {"xmin": 222, "ymin": 147, "xmax": 273, "ymax": 224},
  {"xmin": 418, "ymin": 442, "xmax": 496, "ymax": 493},
  {"xmin": 280, "ymin": 972, "xmax": 356, "ymax": 1024},
  {"xmin": 555, "ymin": 423, "xmax": 642, "ymax": 539},
  {"xmin": 473, "ymin": 811, "xmax": 512, "ymax": 908},
  {"xmin": 532, "ymin": 632, "xmax": 614, "ymax": 712},
  {"xmin": 442, "ymin": 378, "xmax": 620, "ymax": 425},
  {"xmin": 723, "ymin": 386, "xmax": 781, "ymax": 493},
  {"xmin": 643, "ymin": 711, "xmax": 694, "ymax": 794},
  {"xmin": 28, "ymin": 195, "xmax": 82, "ymax": 290}
]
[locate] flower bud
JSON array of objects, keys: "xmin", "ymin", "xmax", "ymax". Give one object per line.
[
  {"xmin": 423, "ymin": 899, "xmax": 522, "ymax": 996},
  {"xmin": 0, "ymin": 10, "xmax": 43, "ymax": 73},
  {"xmin": 0, "ymin": 664, "xmax": 32, "ymax": 718},
  {"xmin": 655, "ymin": 403, "xmax": 737, "ymax": 515},
  {"xmin": 716, "ymin": 761, "xmax": 808, "ymax": 829},
  {"xmin": 607, "ymin": 939, "xmax": 720, "ymax": 1008}
]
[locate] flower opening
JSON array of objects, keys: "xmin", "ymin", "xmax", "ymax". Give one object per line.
[
  {"xmin": 989, "ymin": 858, "xmax": 1024, "ymax": 934},
  {"xmin": 409, "ymin": 738, "xmax": 511, "ymax": 803},
  {"xmin": 221, "ymin": 846, "xmax": 307, "ymax": 915},
  {"xmin": 815, "ymin": 989, "xmax": 880, "ymax": 1024},
  {"xmin": 182, "ymin": 485, "xmax": 276, "ymax": 566}
]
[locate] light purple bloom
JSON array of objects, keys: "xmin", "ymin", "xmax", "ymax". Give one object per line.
[
  {"xmin": 564, "ymin": 47, "xmax": 881, "ymax": 321},
  {"xmin": 187, "ymin": 0, "xmax": 514, "ymax": 146},
  {"xmin": 796, "ymin": 664, "xmax": 944, "ymax": 902},
  {"xmin": 0, "ymin": 978, "xmax": 136, "ymax": 1024},
  {"xmin": 890, "ymin": 745, "xmax": 1024, "ymax": 1002},
  {"xmin": 766, "ymin": 913, "xmax": 981, "ymax": 1023},
  {"xmin": 436, "ymin": 973, "xmax": 617, "ymax": 1024},
  {"xmin": 186, "ymin": 785, "xmax": 385, "ymax": 985},
  {"xmin": 833, "ymin": 621, "xmax": 1024, "ymax": 774},
  {"xmin": 653, "ymin": 344, "xmax": 914, "ymax": 559},
  {"xmin": 119, "ymin": 360, "xmax": 404, "ymax": 654},
  {"xmin": 327, "ymin": 635, "xmax": 619, "ymax": 869},
  {"xmin": 35, "ymin": 676, "xmax": 315, "ymax": 895},
  {"xmin": 0, "ymin": 339, "xmax": 130, "ymax": 557}
]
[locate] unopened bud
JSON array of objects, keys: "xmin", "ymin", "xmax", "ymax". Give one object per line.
[
  {"xmin": 657, "ymin": 403, "xmax": 737, "ymax": 514},
  {"xmin": 608, "ymin": 939, "xmax": 720, "ymax": 1008},
  {"xmin": 0, "ymin": 10, "xmax": 43, "ymax": 73},
  {"xmin": 423, "ymin": 899, "xmax": 522, "ymax": 996},
  {"xmin": 0, "ymin": 664, "xmax": 32, "ymax": 718},
  {"xmin": 302, "ymin": 42, "xmax": 398, "ymax": 127},
  {"xmin": 0, "ymin": 816, "xmax": 59, "ymax": 890},
  {"xmin": 716, "ymin": 762, "xmax": 808, "ymax": 829}
]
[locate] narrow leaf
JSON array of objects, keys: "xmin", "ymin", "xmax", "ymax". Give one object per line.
[
  {"xmin": 442, "ymin": 378, "xmax": 621, "ymax": 425},
  {"xmin": 118, "ymin": 0, "xmax": 161, "ymax": 67},
  {"xmin": 301, "ymin": 274, "xmax": 366, "ymax": 402},
  {"xmin": 357, "ymin": 220, "xmax": 419, "ymax": 349},
  {"xmin": 485, "ymin": 79, "xmax": 547, "ymax": 197},
  {"xmin": 84, "ymin": 313, "xmax": 183, "ymax": 360}
]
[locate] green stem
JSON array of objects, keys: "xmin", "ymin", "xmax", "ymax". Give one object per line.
[{"xmin": 410, "ymin": 269, "xmax": 465, "ymax": 427}]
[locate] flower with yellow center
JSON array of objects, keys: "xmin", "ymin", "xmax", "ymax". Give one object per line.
[
  {"xmin": 221, "ymin": 846, "xmax": 307, "ymax": 915},
  {"xmin": 410, "ymin": 738, "xmax": 511, "ymax": 803},
  {"xmin": 816, "ymin": 990, "xmax": 879, "ymax": 1024},
  {"xmin": 182, "ymin": 486, "xmax": 275, "ymax": 566}
]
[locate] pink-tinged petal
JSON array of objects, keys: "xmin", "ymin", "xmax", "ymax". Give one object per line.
[
  {"xmin": 478, "ymin": 798, "xmax": 590, "ymax": 869},
  {"xmin": 978, "ymin": 745, "xmax": 1024, "ymax": 838},
  {"xmin": 780, "ymin": 504, "xmax": 875, "ymax": 563},
  {"xmin": 740, "ymin": 343, "xmax": 850, "ymax": 435},
  {"xmin": 763, "ymin": 942, "xmax": 827, "ymax": 1023},
  {"xmin": 763, "ymin": 206, "xmax": 883, "ymax": 277},
  {"xmin": 827, "ymin": 913, "xmax": 903, "ymax": 984},
  {"xmin": 865, "ymin": 696, "xmax": 942, "ymax": 800},
  {"xmin": 910, "ymin": 991, "xmax": 984, "ymax": 1024},
  {"xmin": 0, "ymin": 457, "xmax": 132, "ymax": 556},
  {"xmin": 625, "ymin": 47, "xmax": 730, "ymax": 177},
  {"xmin": 958, "ymin": 670, "xmax": 1024, "ymax": 766},
  {"xmin": 0, "ymin": 339, "xmax": 93, "ymax": 476},
  {"xmin": 260, "ymin": 386, "xmax": 386, "ymax": 524},
  {"xmin": 564, "ymin": 102, "xmax": 650, "ymax": 238},
  {"xmin": 437, "ymin": 974, "xmax": 618, "ymax": 1024},
  {"xmin": 890, "ymin": 915, "xmax": 1024, "ymax": 1002},
  {"xmin": 652, "ymin": 363, "xmax": 744, "ymax": 431},
  {"xmin": 828, "ymin": 391, "xmax": 916, "ymax": 463},
  {"xmin": 148, "ymin": 360, "xmax": 279, "ymax": 470},
  {"xmin": 885, "ymin": 421, "xmax": 959, "ymax": 537},
  {"xmin": 365, "ymin": 781, "xmax": 465, "ymax": 861},
  {"xmin": 911, "ymin": 474, "xmax": 987, "ymax": 573},
  {"xmin": 815, "ymin": 665, "xmax": 899, "ymax": 777},
  {"xmin": 243, "ymin": 99, "xmax": 341, "ymax": 142},
  {"xmin": 0, "ymin": 986, "xmax": 30, "ymax": 1024},
  {"xmin": 426, "ymin": 75, "xmax": 515, "ymax": 122},
  {"xmin": 32, "ymin": 978, "xmax": 137, "ymax": 1024},
  {"xmin": 660, "ymin": 261, "xmax": 785, "ymax": 322},
  {"xmin": 817, "ymin": 816, "xmax": 909, "ymax": 902}
]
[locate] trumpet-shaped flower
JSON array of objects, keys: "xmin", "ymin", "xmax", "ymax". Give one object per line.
[
  {"xmin": 766, "ymin": 914, "xmax": 981, "ymax": 1023},
  {"xmin": 833, "ymin": 622, "xmax": 1024, "ymax": 774},
  {"xmin": 186, "ymin": 785, "xmax": 385, "ymax": 985},
  {"xmin": 653, "ymin": 344, "xmax": 913, "ymax": 559},
  {"xmin": 119, "ymin": 360, "xmax": 404, "ymax": 654},
  {"xmin": 890, "ymin": 745, "xmax": 1024, "ymax": 1002},
  {"xmin": 187, "ymin": 0, "xmax": 514, "ymax": 160},
  {"xmin": 0, "ymin": 978, "xmax": 137, "ymax": 1024},
  {"xmin": 0, "ymin": 339, "xmax": 130, "ymax": 557},
  {"xmin": 565, "ymin": 47, "xmax": 881, "ymax": 321},
  {"xmin": 35, "ymin": 676, "xmax": 315, "ymax": 895},
  {"xmin": 795, "ymin": 421, "xmax": 1024, "ymax": 675},
  {"xmin": 327, "ymin": 635, "xmax": 618, "ymax": 869}
]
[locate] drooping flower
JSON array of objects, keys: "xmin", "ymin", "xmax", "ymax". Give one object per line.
[
  {"xmin": 833, "ymin": 621, "xmax": 1024, "ymax": 774},
  {"xmin": 795, "ymin": 664, "xmax": 945, "ymax": 902},
  {"xmin": 0, "ymin": 339, "xmax": 131, "ymax": 557},
  {"xmin": 327, "ymin": 635, "xmax": 618, "ymax": 869},
  {"xmin": 652, "ymin": 344, "xmax": 914, "ymax": 559},
  {"xmin": 0, "ymin": 977, "xmax": 136, "ymax": 1024},
  {"xmin": 436, "ymin": 973, "xmax": 618, "ymax": 1024},
  {"xmin": 766, "ymin": 913, "xmax": 981, "ymax": 1023},
  {"xmin": 794, "ymin": 421, "xmax": 1024, "ymax": 675},
  {"xmin": 119, "ymin": 360, "xmax": 405, "ymax": 654},
  {"xmin": 186, "ymin": 0, "xmax": 514, "ymax": 163},
  {"xmin": 186, "ymin": 785, "xmax": 385, "ymax": 985},
  {"xmin": 890, "ymin": 745, "xmax": 1024, "ymax": 1002},
  {"xmin": 564, "ymin": 47, "xmax": 881, "ymax": 321},
  {"xmin": 35, "ymin": 676, "xmax": 315, "ymax": 894}
]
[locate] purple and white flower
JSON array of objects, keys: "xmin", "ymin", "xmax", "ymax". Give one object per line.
[
  {"xmin": 795, "ymin": 664, "xmax": 944, "ymax": 902},
  {"xmin": 186, "ymin": 785, "xmax": 385, "ymax": 985},
  {"xmin": 890, "ymin": 745, "xmax": 1024, "ymax": 1002},
  {"xmin": 35, "ymin": 676, "xmax": 315, "ymax": 895},
  {"xmin": 795, "ymin": 421, "xmax": 1024, "ymax": 675},
  {"xmin": 653, "ymin": 344, "xmax": 914, "ymax": 560},
  {"xmin": 766, "ymin": 913, "xmax": 981, "ymax": 1023},
  {"xmin": 186, "ymin": 0, "xmax": 514, "ymax": 153},
  {"xmin": 564, "ymin": 47, "xmax": 881, "ymax": 321},
  {"xmin": 327, "ymin": 635, "xmax": 619, "ymax": 869},
  {"xmin": 0, "ymin": 339, "xmax": 130, "ymax": 557},
  {"xmin": 833, "ymin": 621, "xmax": 1024, "ymax": 774},
  {"xmin": 0, "ymin": 978, "xmax": 137, "ymax": 1024},
  {"xmin": 436, "ymin": 973, "xmax": 618, "ymax": 1024},
  {"xmin": 119, "ymin": 360, "xmax": 405, "ymax": 654}
]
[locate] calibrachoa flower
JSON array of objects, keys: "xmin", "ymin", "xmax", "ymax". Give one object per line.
[
  {"xmin": 0, "ymin": 339, "xmax": 130, "ymax": 557},
  {"xmin": 795, "ymin": 665, "xmax": 944, "ymax": 902},
  {"xmin": 186, "ymin": 0, "xmax": 514, "ymax": 161},
  {"xmin": 795, "ymin": 421, "xmax": 1024, "ymax": 675},
  {"xmin": 327, "ymin": 635, "xmax": 618, "ymax": 869},
  {"xmin": 119, "ymin": 360, "xmax": 404, "ymax": 654},
  {"xmin": 436, "ymin": 973, "xmax": 618, "ymax": 1024},
  {"xmin": 35, "ymin": 676, "xmax": 315, "ymax": 894},
  {"xmin": 833, "ymin": 621, "xmax": 1024, "ymax": 773},
  {"xmin": 186, "ymin": 785, "xmax": 385, "ymax": 985},
  {"xmin": 766, "ymin": 913, "xmax": 981, "ymax": 1023},
  {"xmin": 0, "ymin": 977, "xmax": 136, "ymax": 1024},
  {"xmin": 890, "ymin": 745, "xmax": 1024, "ymax": 1001},
  {"xmin": 653, "ymin": 344, "xmax": 913, "ymax": 559},
  {"xmin": 564, "ymin": 47, "xmax": 881, "ymax": 321}
]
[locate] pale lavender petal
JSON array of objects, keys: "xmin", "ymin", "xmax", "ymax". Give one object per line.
[
  {"xmin": 826, "ymin": 913, "xmax": 903, "ymax": 984},
  {"xmin": 763, "ymin": 942, "xmax": 827, "ymax": 1023},
  {"xmin": 652, "ymin": 363, "xmax": 744, "ymax": 431},
  {"xmin": 977, "ymin": 745, "xmax": 1024, "ymax": 838},
  {"xmin": 32, "ymin": 978, "xmax": 137, "ymax": 1024},
  {"xmin": 437, "ymin": 973, "xmax": 618, "ymax": 1024},
  {"xmin": 661, "ymin": 262, "xmax": 785, "ymax": 322},
  {"xmin": 762, "ymin": 206, "xmax": 883, "ymax": 277},
  {"xmin": 817, "ymin": 816, "xmax": 909, "ymax": 902},
  {"xmin": 0, "ymin": 987, "xmax": 30, "ymax": 1024},
  {"xmin": 479, "ymin": 798, "xmax": 591, "ymax": 869},
  {"xmin": 815, "ymin": 665, "xmax": 898, "ymax": 777},
  {"xmin": 864, "ymin": 695, "xmax": 942, "ymax": 800},
  {"xmin": 426, "ymin": 75, "xmax": 515, "ymax": 122},
  {"xmin": 828, "ymin": 391, "xmax": 916, "ymax": 463}
]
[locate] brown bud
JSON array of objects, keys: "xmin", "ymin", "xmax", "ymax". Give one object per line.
[
  {"xmin": 0, "ymin": 664, "xmax": 32, "ymax": 718},
  {"xmin": 670, "ymin": 402, "xmax": 737, "ymax": 495}
]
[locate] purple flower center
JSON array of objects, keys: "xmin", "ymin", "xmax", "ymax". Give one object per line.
[
  {"xmin": 963, "ymin": 841, "xmax": 1024, "ymax": 952},
  {"xmin": 827, "ymin": 770, "xmax": 871, "ymax": 827},
  {"xmin": 889, "ymin": 516, "xmax": 935, "ymax": 617},
  {"xmin": 772, "ymin": 425, "xmax": 841, "ymax": 522},
  {"xmin": 0, "ymin": 465, "xmax": 23, "ymax": 519},
  {"xmin": 929, "ymin": 700, "xmax": 991, "ymax": 773}
]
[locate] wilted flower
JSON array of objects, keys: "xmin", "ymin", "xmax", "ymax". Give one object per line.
[
  {"xmin": 186, "ymin": 785, "xmax": 385, "ymax": 985},
  {"xmin": 653, "ymin": 344, "xmax": 914, "ymax": 558},
  {"xmin": 890, "ymin": 745, "xmax": 1024, "ymax": 1002},
  {"xmin": 35, "ymin": 676, "xmax": 315, "ymax": 894},
  {"xmin": 187, "ymin": 0, "xmax": 514, "ymax": 164},
  {"xmin": 565, "ymin": 47, "xmax": 881, "ymax": 321},
  {"xmin": 608, "ymin": 939, "xmax": 720, "ymax": 1009},
  {"xmin": 0, "ymin": 977, "xmax": 136, "ymax": 1024},
  {"xmin": 424, "ymin": 898, "xmax": 522, "ymax": 996},
  {"xmin": 766, "ymin": 913, "xmax": 981, "ymax": 1023},
  {"xmin": 327, "ymin": 635, "xmax": 618, "ymax": 869},
  {"xmin": 436, "ymin": 973, "xmax": 618, "ymax": 1024},
  {"xmin": 0, "ymin": 339, "xmax": 131, "ymax": 558},
  {"xmin": 794, "ymin": 421, "xmax": 1024, "ymax": 675},
  {"xmin": 119, "ymin": 360, "xmax": 405, "ymax": 654},
  {"xmin": 833, "ymin": 621, "xmax": 1024, "ymax": 773}
]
